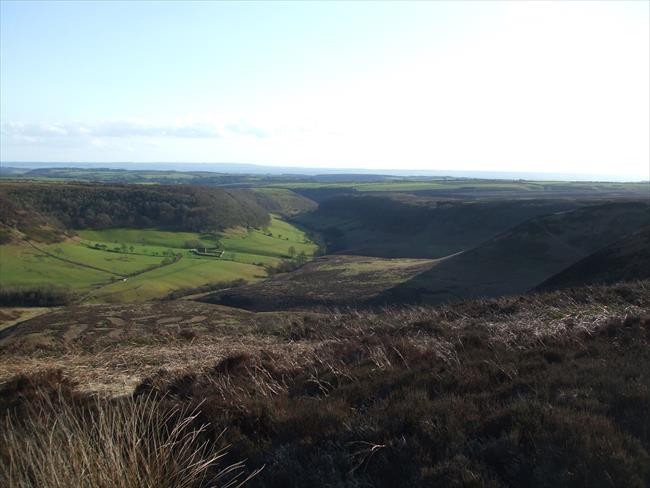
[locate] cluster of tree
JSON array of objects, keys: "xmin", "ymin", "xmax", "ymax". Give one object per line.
[
  {"xmin": 0, "ymin": 182, "xmax": 270, "ymax": 232},
  {"xmin": 0, "ymin": 229, "xmax": 13, "ymax": 245},
  {"xmin": 0, "ymin": 192, "xmax": 62, "ymax": 236}
]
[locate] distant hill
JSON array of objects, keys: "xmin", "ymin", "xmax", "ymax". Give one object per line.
[
  {"xmin": 0, "ymin": 181, "xmax": 270, "ymax": 237},
  {"xmin": 296, "ymin": 194, "xmax": 587, "ymax": 258},
  {"xmin": 2, "ymin": 160, "xmax": 645, "ymax": 181},
  {"xmin": 537, "ymin": 227, "xmax": 650, "ymax": 290},
  {"xmin": 380, "ymin": 201, "xmax": 650, "ymax": 304}
]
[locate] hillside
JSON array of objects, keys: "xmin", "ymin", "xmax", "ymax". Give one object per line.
[
  {"xmin": 0, "ymin": 192, "xmax": 64, "ymax": 243},
  {"xmin": 383, "ymin": 201, "xmax": 650, "ymax": 304},
  {"xmin": 0, "ymin": 181, "xmax": 326, "ymax": 305},
  {"xmin": 2, "ymin": 281, "xmax": 650, "ymax": 486},
  {"xmin": 250, "ymin": 188, "xmax": 317, "ymax": 216},
  {"xmin": 537, "ymin": 227, "xmax": 650, "ymax": 290},
  {"xmin": 296, "ymin": 195, "xmax": 586, "ymax": 258},
  {"xmin": 199, "ymin": 254, "xmax": 438, "ymax": 311},
  {"xmin": 0, "ymin": 181, "xmax": 270, "ymax": 234}
]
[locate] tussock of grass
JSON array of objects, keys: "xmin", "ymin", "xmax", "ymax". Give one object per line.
[{"xmin": 0, "ymin": 371, "xmax": 258, "ymax": 487}]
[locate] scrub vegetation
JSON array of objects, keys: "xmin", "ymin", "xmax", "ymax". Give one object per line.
[{"xmin": 2, "ymin": 281, "xmax": 649, "ymax": 487}]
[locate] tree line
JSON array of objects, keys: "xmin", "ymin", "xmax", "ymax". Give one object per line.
[{"xmin": 0, "ymin": 182, "xmax": 270, "ymax": 232}]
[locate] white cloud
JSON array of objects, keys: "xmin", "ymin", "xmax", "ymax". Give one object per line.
[{"xmin": 1, "ymin": 120, "xmax": 223, "ymax": 139}]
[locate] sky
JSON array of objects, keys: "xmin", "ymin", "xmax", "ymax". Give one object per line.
[{"xmin": 1, "ymin": 1, "xmax": 649, "ymax": 178}]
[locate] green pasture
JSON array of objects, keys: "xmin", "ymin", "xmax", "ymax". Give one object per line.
[
  {"xmin": 220, "ymin": 215, "xmax": 316, "ymax": 259},
  {"xmin": 0, "ymin": 245, "xmax": 113, "ymax": 291},
  {"xmin": 43, "ymin": 242, "xmax": 164, "ymax": 276},
  {"xmin": 77, "ymin": 228, "xmax": 216, "ymax": 249},
  {"xmin": 1, "ymin": 216, "xmax": 317, "ymax": 303},
  {"xmin": 220, "ymin": 251, "xmax": 280, "ymax": 266},
  {"xmin": 78, "ymin": 240, "xmax": 185, "ymax": 260},
  {"xmin": 87, "ymin": 257, "xmax": 264, "ymax": 302},
  {"xmin": 78, "ymin": 216, "xmax": 316, "ymax": 263}
]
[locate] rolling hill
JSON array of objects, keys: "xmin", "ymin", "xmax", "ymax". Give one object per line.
[
  {"xmin": 197, "ymin": 201, "xmax": 649, "ymax": 311},
  {"xmin": 296, "ymin": 194, "xmax": 587, "ymax": 258},
  {"xmin": 382, "ymin": 201, "xmax": 650, "ymax": 304},
  {"xmin": 537, "ymin": 227, "xmax": 650, "ymax": 290}
]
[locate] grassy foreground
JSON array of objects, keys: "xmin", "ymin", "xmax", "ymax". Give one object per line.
[
  {"xmin": 1, "ymin": 281, "xmax": 649, "ymax": 487},
  {"xmin": 0, "ymin": 383, "xmax": 254, "ymax": 488}
]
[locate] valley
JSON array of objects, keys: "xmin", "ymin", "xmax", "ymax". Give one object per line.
[
  {"xmin": 1, "ymin": 175, "xmax": 647, "ymax": 308},
  {"xmin": 1, "ymin": 213, "xmax": 317, "ymax": 303},
  {"xmin": 1, "ymin": 171, "xmax": 649, "ymax": 487},
  {"xmin": 3, "ymin": 3, "xmax": 649, "ymax": 485}
]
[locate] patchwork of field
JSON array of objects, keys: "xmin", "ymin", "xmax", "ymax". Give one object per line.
[
  {"xmin": 43, "ymin": 242, "xmax": 165, "ymax": 275},
  {"xmin": 0, "ymin": 215, "xmax": 317, "ymax": 303},
  {"xmin": 8, "ymin": 166, "xmax": 648, "ymax": 197},
  {"xmin": 272, "ymin": 179, "xmax": 650, "ymax": 193}
]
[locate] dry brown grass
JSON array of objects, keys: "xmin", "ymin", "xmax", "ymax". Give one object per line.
[
  {"xmin": 1, "ymin": 391, "xmax": 258, "ymax": 488},
  {"xmin": 0, "ymin": 281, "xmax": 649, "ymax": 487},
  {"xmin": 1, "ymin": 281, "xmax": 648, "ymax": 397},
  {"xmin": 0, "ymin": 335, "xmax": 320, "ymax": 396}
]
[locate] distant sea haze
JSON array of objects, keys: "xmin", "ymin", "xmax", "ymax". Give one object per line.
[{"xmin": 1, "ymin": 161, "xmax": 647, "ymax": 183}]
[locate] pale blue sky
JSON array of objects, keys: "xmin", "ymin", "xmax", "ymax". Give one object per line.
[{"xmin": 1, "ymin": 1, "xmax": 648, "ymax": 178}]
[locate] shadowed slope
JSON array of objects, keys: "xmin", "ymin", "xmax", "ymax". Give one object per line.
[
  {"xmin": 537, "ymin": 227, "xmax": 650, "ymax": 290},
  {"xmin": 381, "ymin": 201, "xmax": 650, "ymax": 304},
  {"xmin": 296, "ymin": 195, "xmax": 586, "ymax": 258}
]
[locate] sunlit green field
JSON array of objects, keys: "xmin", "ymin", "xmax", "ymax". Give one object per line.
[
  {"xmin": 77, "ymin": 228, "xmax": 216, "ymax": 249},
  {"xmin": 220, "ymin": 215, "xmax": 316, "ymax": 258},
  {"xmin": 87, "ymin": 257, "xmax": 265, "ymax": 302},
  {"xmin": 43, "ymin": 242, "xmax": 164, "ymax": 275},
  {"xmin": 220, "ymin": 251, "xmax": 280, "ymax": 266},
  {"xmin": 1, "ymin": 215, "xmax": 317, "ymax": 302},
  {"xmin": 0, "ymin": 245, "xmax": 112, "ymax": 291}
]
